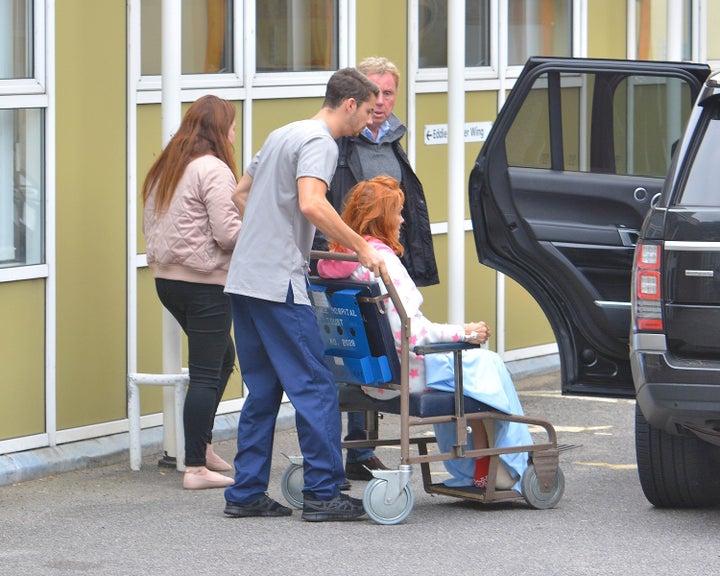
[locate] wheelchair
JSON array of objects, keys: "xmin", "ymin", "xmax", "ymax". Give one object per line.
[{"xmin": 281, "ymin": 251, "xmax": 565, "ymax": 524}]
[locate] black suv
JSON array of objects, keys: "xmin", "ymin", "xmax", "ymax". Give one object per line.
[{"xmin": 469, "ymin": 57, "xmax": 720, "ymax": 507}]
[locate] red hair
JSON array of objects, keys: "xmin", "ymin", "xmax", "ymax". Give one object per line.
[
  {"xmin": 142, "ymin": 95, "xmax": 238, "ymax": 213},
  {"xmin": 330, "ymin": 176, "xmax": 405, "ymax": 256}
]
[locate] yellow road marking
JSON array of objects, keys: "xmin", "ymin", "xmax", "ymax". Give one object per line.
[
  {"xmin": 529, "ymin": 425, "xmax": 612, "ymax": 433},
  {"xmin": 519, "ymin": 390, "xmax": 630, "ymax": 404},
  {"xmin": 575, "ymin": 461, "xmax": 637, "ymax": 470}
]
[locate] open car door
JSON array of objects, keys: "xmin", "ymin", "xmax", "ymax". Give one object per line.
[{"xmin": 469, "ymin": 57, "xmax": 710, "ymax": 397}]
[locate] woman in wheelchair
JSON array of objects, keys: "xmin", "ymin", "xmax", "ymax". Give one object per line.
[{"xmin": 317, "ymin": 176, "xmax": 532, "ymax": 492}]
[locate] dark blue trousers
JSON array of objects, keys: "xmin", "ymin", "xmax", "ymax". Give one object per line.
[{"xmin": 224, "ymin": 289, "xmax": 344, "ymax": 504}]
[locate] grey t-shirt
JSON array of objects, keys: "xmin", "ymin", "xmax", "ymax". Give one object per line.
[{"xmin": 225, "ymin": 119, "xmax": 338, "ymax": 305}]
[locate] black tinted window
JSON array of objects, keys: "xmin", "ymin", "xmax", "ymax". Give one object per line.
[
  {"xmin": 505, "ymin": 71, "xmax": 694, "ymax": 178},
  {"xmin": 678, "ymin": 107, "xmax": 720, "ymax": 206}
]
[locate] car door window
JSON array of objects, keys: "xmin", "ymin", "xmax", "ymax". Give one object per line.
[
  {"xmin": 505, "ymin": 78, "xmax": 553, "ymax": 169},
  {"xmin": 677, "ymin": 104, "xmax": 720, "ymax": 206},
  {"xmin": 613, "ymin": 76, "xmax": 693, "ymax": 177},
  {"xmin": 505, "ymin": 72, "xmax": 693, "ymax": 178}
]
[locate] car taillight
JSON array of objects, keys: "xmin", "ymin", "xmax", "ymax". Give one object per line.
[{"xmin": 634, "ymin": 242, "xmax": 663, "ymax": 331}]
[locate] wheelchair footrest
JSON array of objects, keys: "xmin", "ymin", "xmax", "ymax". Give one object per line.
[{"xmin": 424, "ymin": 481, "xmax": 521, "ymax": 502}]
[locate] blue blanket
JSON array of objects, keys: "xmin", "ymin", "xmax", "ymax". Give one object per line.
[{"xmin": 424, "ymin": 348, "xmax": 531, "ymax": 492}]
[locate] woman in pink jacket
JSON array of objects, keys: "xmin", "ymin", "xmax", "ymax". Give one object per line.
[
  {"xmin": 142, "ymin": 96, "xmax": 241, "ymax": 490},
  {"xmin": 317, "ymin": 176, "xmax": 531, "ymax": 491}
]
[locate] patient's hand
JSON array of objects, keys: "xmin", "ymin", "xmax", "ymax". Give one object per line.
[{"xmin": 464, "ymin": 321, "xmax": 490, "ymax": 344}]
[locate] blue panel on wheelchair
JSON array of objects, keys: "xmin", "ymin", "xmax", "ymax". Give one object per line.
[
  {"xmin": 309, "ymin": 280, "xmax": 398, "ymax": 386},
  {"xmin": 325, "ymin": 353, "xmax": 392, "ymax": 386}
]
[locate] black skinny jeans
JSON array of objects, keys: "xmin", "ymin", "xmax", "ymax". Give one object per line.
[{"xmin": 155, "ymin": 279, "xmax": 236, "ymax": 467}]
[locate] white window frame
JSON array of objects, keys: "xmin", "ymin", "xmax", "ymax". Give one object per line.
[
  {"xmin": 0, "ymin": 0, "xmax": 49, "ymax": 284},
  {"xmin": 413, "ymin": 0, "xmax": 499, "ymax": 86},
  {"xmin": 698, "ymin": 0, "xmax": 720, "ymax": 70},
  {"xmin": 0, "ymin": 0, "xmax": 55, "ymax": 456},
  {"xmin": 134, "ymin": 0, "xmax": 245, "ymax": 94},
  {"xmin": 0, "ymin": 0, "xmax": 46, "ymax": 95},
  {"xmin": 411, "ymin": 0, "xmax": 583, "ymax": 93},
  {"xmin": 252, "ymin": 0, "xmax": 349, "ymax": 89},
  {"xmin": 502, "ymin": 0, "xmax": 580, "ymax": 79},
  {"xmin": 132, "ymin": 0, "xmax": 350, "ymax": 104},
  {"xmin": 627, "ymin": 0, "xmax": 707, "ymax": 65}
]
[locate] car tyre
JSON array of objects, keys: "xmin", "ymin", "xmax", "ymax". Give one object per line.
[{"xmin": 635, "ymin": 403, "xmax": 720, "ymax": 508}]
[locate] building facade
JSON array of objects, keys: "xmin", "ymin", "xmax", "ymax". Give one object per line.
[{"xmin": 2, "ymin": 0, "xmax": 719, "ymax": 456}]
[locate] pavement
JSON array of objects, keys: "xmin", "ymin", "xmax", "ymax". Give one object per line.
[
  {"xmin": 0, "ymin": 354, "xmax": 559, "ymax": 487},
  {"xmin": 2, "ymin": 355, "xmax": 579, "ymax": 576},
  {"xmin": 4, "ymin": 353, "xmax": 719, "ymax": 576}
]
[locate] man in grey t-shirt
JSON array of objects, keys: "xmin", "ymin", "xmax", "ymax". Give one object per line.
[
  {"xmin": 223, "ymin": 68, "xmax": 384, "ymax": 522},
  {"xmin": 321, "ymin": 57, "xmax": 440, "ymax": 482}
]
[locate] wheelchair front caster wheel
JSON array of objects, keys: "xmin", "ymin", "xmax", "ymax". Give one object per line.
[
  {"xmin": 521, "ymin": 463, "xmax": 565, "ymax": 509},
  {"xmin": 281, "ymin": 463, "xmax": 304, "ymax": 509},
  {"xmin": 363, "ymin": 478, "xmax": 414, "ymax": 525}
]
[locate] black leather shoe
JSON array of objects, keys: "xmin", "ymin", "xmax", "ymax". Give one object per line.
[
  {"xmin": 224, "ymin": 494, "xmax": 292, "ymax": 517},
  {"xmin": 345, "ymin": 456, "xmax": 389, "ymax": 481}
]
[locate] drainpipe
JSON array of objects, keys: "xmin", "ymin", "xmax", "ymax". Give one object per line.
[
  {"xmin": 160, "ymin": 0, "xmax": 183, "ymax": 465},
  {"xmin": 447, "ymin": 0, "xmax": 465, "ymax": 324}
]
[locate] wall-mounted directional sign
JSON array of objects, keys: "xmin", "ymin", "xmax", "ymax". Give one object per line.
[{"xmin": 423, "ymin": 121, "xmax": 493, "ymax": 145}]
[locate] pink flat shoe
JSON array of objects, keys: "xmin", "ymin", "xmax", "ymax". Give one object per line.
[
  {"xmin": 205, "ymin": 453, "xmax": 233, "ymax": 472},
  {"xmin": 205, "ymin": 445, "xmax": 233, "ymax": 472},
  {"xmin": 183, "ymin": 467, "xmax": 234, "ymax": 490}
]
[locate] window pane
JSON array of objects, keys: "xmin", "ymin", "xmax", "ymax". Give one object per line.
[
  {"xmin": 508, "ymin": 0, "xmax": 572, "ymax": 66},
  {"xmin": 679, "ymin": 108, "xmax": 720, "ymax": 206},
  {"xmin": 418, "ymin": 0, "xmax": 489, "ymax": 68},
  {"xmin": 613, "ymin": 76, "xmax": 692, "ymax": 178},
  {"xmin": 505, "ymin": 72, "xmax": 693, "ymax": 178},
  {"xmin": 635, "ymin": 0, "xmax": 692, "ymax": 61},
  {"xmin": 505, "ymin": 74, "xmax": 552, "ymax": 169},
  {"xmin": 0, "ymin": 0, "xmax": 33, "ymax": 79},
  {"xmin": 256, "ymin": 0, "xmax": 338, "ymax": 72},
  {"xmin": 141, "ymin": 0, "xmax": 234, "ymax": 75},
  {"xmin": 0, "ymin": 109, "xmax": 44, "ymax": 268}
]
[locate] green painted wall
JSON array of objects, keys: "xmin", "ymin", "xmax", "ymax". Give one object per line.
[
  {"xmin": 588, "ymin": 0, "xmax": 627, "ymax": 59},
  {"xmin": 423, "ymin": 235, "xmax": 498, "ymax": 341},
  {"xmin": 0, "ymin": 280, "xmax": 45, "ymax": 439},
  {"xmin": 505, "ymin": 277, "xmax": 554, "ymax": 350},
  {"xmin": 355, "ymin": 0, "xmax": 408, "ymax": 125},
  {"xmin": 415, "ymin": 91, "xmax": 497, "ymax": 223},
  {"xmin": 136, "ymin": 105, "xmax": 164, "ymax": 253},
  {"xmin": 55, "ymin": 0, "xmax": 127, "ymax": 429},
  {"xmin": 136, "ymin": 267, "xmax": 165, "ymax": 411},
  {"xmin": 251, "ymin": 99, "xmax": 322, "ymax": 153},
  {"xmin": 709, "ymin": 2, "xmax": 720, "ymax": 59}
]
